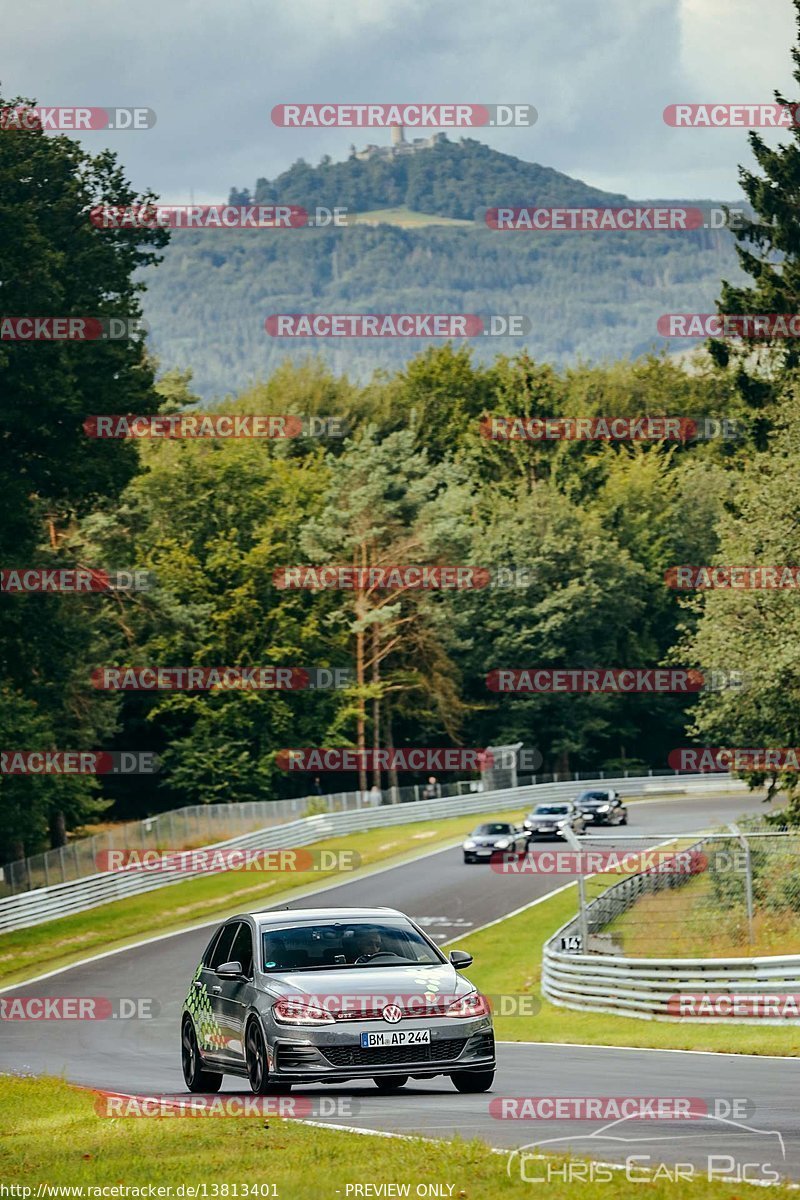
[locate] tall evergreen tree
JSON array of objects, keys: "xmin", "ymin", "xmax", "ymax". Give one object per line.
[{"xmin": 709, "ymin": 0, "xmax": 800, "ymax": 442}]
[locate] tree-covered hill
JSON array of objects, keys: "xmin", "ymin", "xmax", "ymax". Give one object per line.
[
  {"xmin": 141, "ymin": 138, "xmax": 745, "ymax": 399},
  {"xmin": 236, "ymin": 136, "xmax": 629, "ymax": 220}
]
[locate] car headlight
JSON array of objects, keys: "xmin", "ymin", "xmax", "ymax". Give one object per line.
[
  {"xmin": 445, "ymin": 991, "xmax": 491, "ymax": 1018},
  {"xmin": 494, "ymin": 838, "xmax": 510, "ymax": 850},
  {"xmin": 597, "ymin": 804, "xmax": 610, "ymax": 812},
  {"xmin": 463, "ymin": 840, "xmax": 476, "ymax": 850},
  {"xmin": 273, "ymin": 998, "xmax": 335, "ymax": 1025}
]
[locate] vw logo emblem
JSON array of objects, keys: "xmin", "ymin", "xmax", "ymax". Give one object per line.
[{"xmin": 382, "ymin": 1004, "xmax": 402, "ymax": 1024}]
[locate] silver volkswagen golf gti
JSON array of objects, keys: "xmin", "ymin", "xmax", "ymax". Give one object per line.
[{"xmin": 181, "ymin": 907, "xmax": 495, "ymax": 1094}]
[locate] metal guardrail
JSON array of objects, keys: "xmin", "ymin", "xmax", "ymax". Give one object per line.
[
  {"xmin": 542, "ymin": 828, "xmax": 800, "ymax": 1024},
  {"xmin": 0, "ymin": 773, "xmax": 740, "ymax": 934},
  {"xmin": 1, "ymin": 780, "xmax": 487, "ymax": 896},
  {"xmin": 2, "ymin": 765, "xmax": 704, "ymax": 897}
]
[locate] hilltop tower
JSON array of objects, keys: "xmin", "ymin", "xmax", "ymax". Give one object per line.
[{"xmin": 390, "ymin": 125, "xmax": 406, "ymax": 147}]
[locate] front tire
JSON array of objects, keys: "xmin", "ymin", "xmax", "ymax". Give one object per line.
[
  {"xmin": 451, "ymin": 1068, "xmax": 495, "ymax": 1093},
  {"xmin": 181, "ymin": 1017, "xmax": 223, "ymax": 1093},
  {"xmin": 245, "ymin": 1018, "xmax": 292, "ymax": 1095},
  {"xmin": 374, "ymin": 1075, "xmax": 409, "ymax": 1092}
]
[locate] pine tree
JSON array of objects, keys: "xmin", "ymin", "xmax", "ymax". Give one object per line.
[{"xmin": 709, "ymin": 0, "xmax": 800, "ymax": 443}]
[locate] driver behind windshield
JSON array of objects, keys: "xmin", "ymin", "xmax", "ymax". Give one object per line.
[{"xmin": 352, "ymin": 928, "xmax": 383, "ymax": 961}]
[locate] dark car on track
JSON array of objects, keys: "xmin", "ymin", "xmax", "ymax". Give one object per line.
[
  {"xmin": 523, "ymin": 801, "xmax": 586, "ymax": 842},
  {"xmin": 181, "ymin": 907, "xmax": 495, "ymax": 1096},
  {"xmin": 461, "ymin": 821, "xmax": 528, "ymax": 863},
  {"xmin": 574, "ymin": 789, "xmax": 628, "ymax": 825}
]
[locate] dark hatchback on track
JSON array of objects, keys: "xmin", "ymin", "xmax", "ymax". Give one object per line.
[{"xmin": 574, "ymin": 789, "xmax": 628, "ymax": 825}]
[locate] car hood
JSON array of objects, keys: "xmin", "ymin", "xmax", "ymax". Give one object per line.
[
  {"xmin": 257, "ymin": 962, "xmax": 471, "ymax": 1004},
  {"xmin": 467, "ymin": 834, "xmax": 508, "ymax": 845}
]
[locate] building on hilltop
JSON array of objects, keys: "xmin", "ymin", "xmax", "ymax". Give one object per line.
[{"xmin": 350, "ymin": 127, "xmax": 448, "ymax": 162}]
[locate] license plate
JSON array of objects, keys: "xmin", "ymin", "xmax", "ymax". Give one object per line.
[
  {"xmin": 361, "ymin": 1029, "xmax": 432, "ymax": 1048},
  {"xmin": 538, "ymin": 825, "xmax": 554, "ymax": 832}
]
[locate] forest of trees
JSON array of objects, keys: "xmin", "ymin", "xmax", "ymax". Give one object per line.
[
  {"xmin": 144, "ymin": 213, "xmax": 744, "ymax": 400},
  {"xmin": 4, "ymin": 0, "xmax": 800, "ymax": 864},
  {"xmin": 144, "ymin": 136, "xmax": 748, "ymax": 400}
]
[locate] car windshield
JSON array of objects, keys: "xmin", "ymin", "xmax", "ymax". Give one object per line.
[
  {"xmin": 579, "ymin": 792, "xmax": 609, "ymax": 804},
  {"xmin": 533, "ymin": 805, "xmax": 570, "ymax": 815},
  {"xmin": 260, "ymin": 920, "xmax": 445, "ymax": 971},
  {"xmin": 472, "ymin": 823, "xmax": 512, "ymax": 835}
]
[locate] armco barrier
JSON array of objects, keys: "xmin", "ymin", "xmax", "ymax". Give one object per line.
[
  {"xmin": 0, "ymin": 773, "xmax": 742, "ymax": 934},
  {"xmin": 542, "ymin": 828, "xmax": 800, "ymax": 1025}
]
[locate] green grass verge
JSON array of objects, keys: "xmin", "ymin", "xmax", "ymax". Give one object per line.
[
  {"xmin": 448, "ymin": 883, "xmax": 800, "ymax": 1056},
  {"xmin": 1, "ymin": 1077, "xmax": 795, "ymax": 1198},
  {"xmin": 0, "ymin": 807, "xmax": 529, "ymax": 988},
  {"xmin": 606, "ymin": 871, "xmax": 800, "ymax": 957}
]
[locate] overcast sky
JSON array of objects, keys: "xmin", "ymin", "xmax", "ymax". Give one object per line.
[{"xmin": 3, "ymin": 0, "xmax": 797, "ymax": 203}]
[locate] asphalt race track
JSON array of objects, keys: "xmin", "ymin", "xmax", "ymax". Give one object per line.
[{"xmin": 3, "ymin": 790, "xmax": 798, "ymax": 1182}]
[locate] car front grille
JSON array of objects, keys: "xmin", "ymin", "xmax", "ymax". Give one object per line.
[
  {"xmin": 321, "ymin": 1037, "xmax": 467, "ymax": 1067},
  {"xmin": 332, "ymin": 1003, "xmax": 449, "ymax": 1021}
]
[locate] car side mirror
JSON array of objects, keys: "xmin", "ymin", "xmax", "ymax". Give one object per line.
[
  {"xmin": 449, "ymin": 949, "xmax": 473, "ymax": 969},
  {"xmin": 215, "ymin": 960, "xmax": 243, "ymax": 978}
]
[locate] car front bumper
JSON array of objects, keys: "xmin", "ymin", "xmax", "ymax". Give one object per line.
[{"xmin": 268, "ymin": 1018, "xmax": 495, "ymax": 1082}]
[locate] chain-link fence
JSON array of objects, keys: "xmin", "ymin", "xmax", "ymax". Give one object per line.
[
  {"xmin": 568, "ymin": 821, "xmax": 800, "ymax": 957},
  {"xmin": 0, "ymin": 764, "xmax": 725, "ymax": 898},
  {"xmin": 0, "ymin": 779, "xmax": 480, "ymax": 897}
]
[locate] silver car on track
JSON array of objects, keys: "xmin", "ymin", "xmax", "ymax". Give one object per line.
[{"xmin": 181, "ymin": 906, "xmax": 495, "ymax": 1095}]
